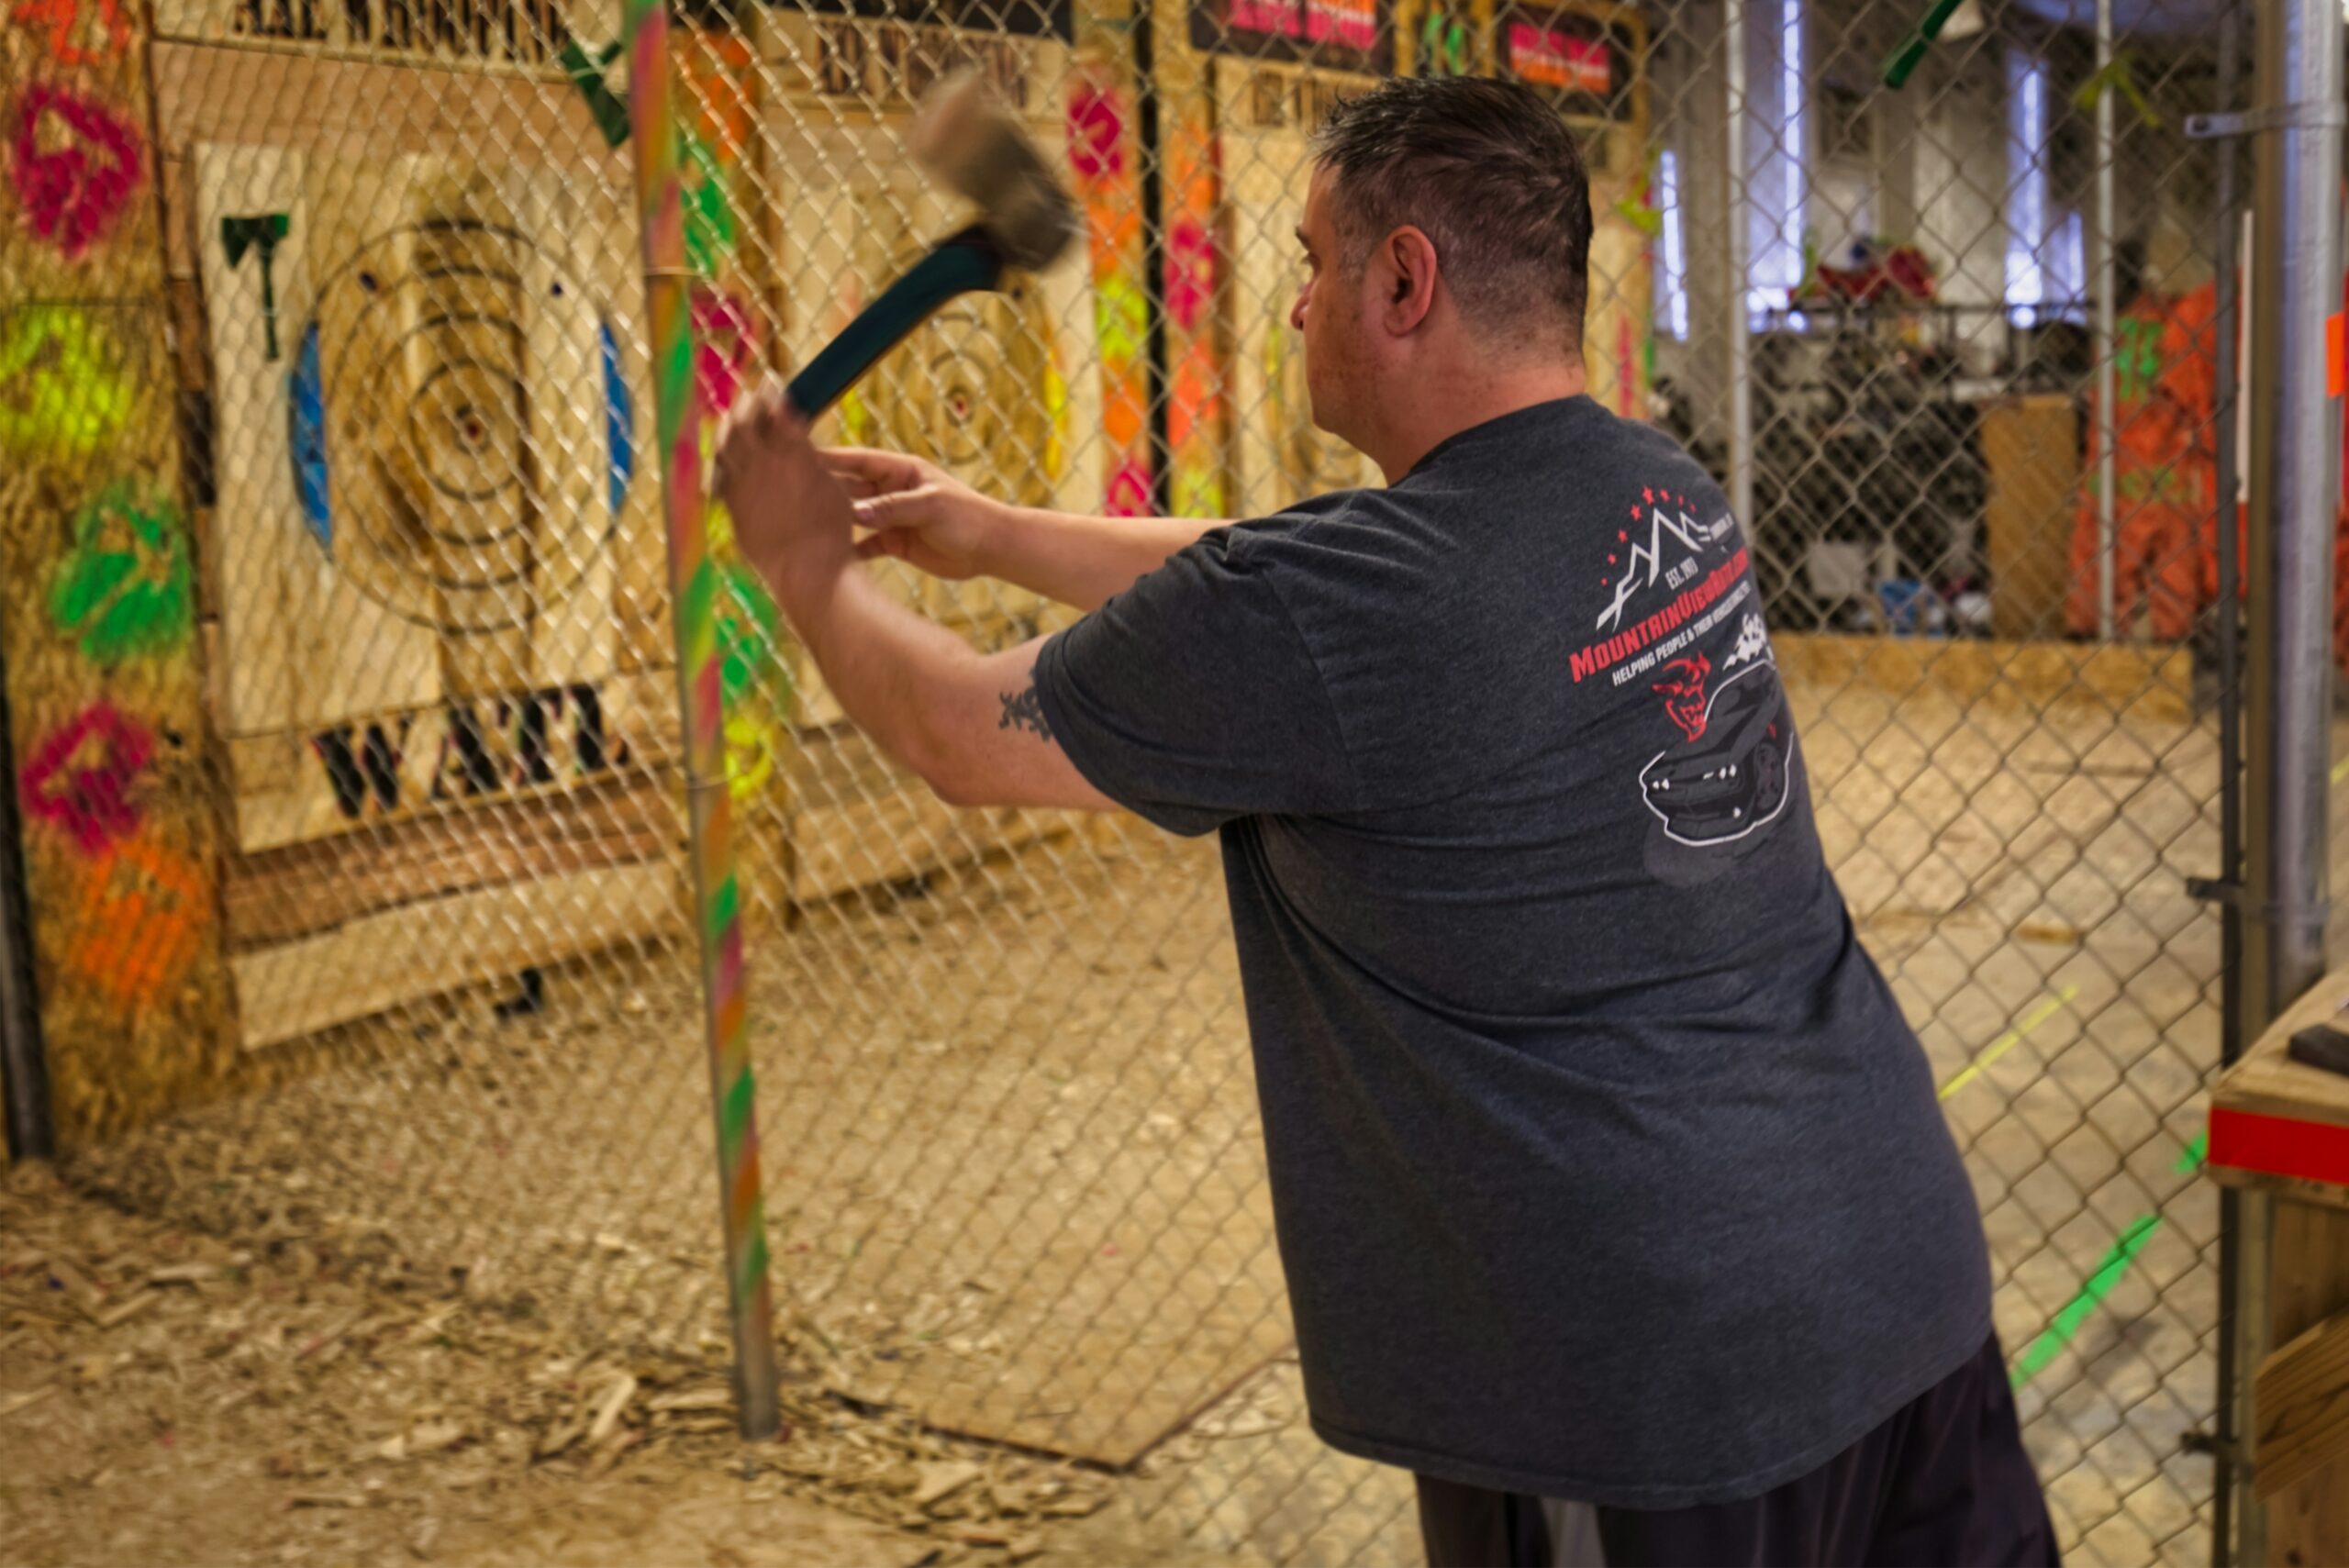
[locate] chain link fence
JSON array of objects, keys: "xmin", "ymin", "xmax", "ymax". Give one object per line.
[{"xmin": 2, "ymin": 0, "xmax": 2257, "ymax": 1561}]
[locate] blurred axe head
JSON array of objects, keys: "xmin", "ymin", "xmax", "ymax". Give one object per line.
[{"xmin": 908, "ymin": 70, "xmax": 1079, "ymax": 273}]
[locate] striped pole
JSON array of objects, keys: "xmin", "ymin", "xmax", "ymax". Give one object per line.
[{"xmin": 620, "ymin": 0, "xmax": 781, "ymax": 1440}]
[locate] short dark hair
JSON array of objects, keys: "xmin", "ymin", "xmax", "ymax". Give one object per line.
[{"xmin": 1310, "ymin": 76, "xmax": 1593, "ymax": 351}]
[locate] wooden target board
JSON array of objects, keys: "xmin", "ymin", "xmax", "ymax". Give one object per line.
[{"xmin": 188, "ymin": 135, "xmax": 678, "ymax": 1049}]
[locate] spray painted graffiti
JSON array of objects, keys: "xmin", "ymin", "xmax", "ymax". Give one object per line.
[
  {"xmin": 1165, "ymin": 218, "xmax": 1217, "ymax": 333},
  {"xmin": 309, "ymin": 684, "xmax": 629, "ymax": 822},
  {"xmin": 691, "ymin": 287, "xmax": 761, "ymax": 418},
  {"xmin": 1066, "ymin": 83, "xmax": 1125, "ymax": 180},
  {"xmin": 9, "ymin": 0, "xmax": 131, "ymax": 65},
  {"xmin": 681, "ymin": 132, "xmax": 737, "ymax": 280},
  {"xmin": 0, "ymin": 306, "xmax": 135, "ymax": 459},
  {"xmin": 20, "ymin": 703, "xmax": 153, "ymax": 856},
  {"xmin": 62, "ymin": 836, "xmax": 204, "ymax": 1009},
  {"xmin": 722, "ymin": 709, "xmax": 780, "ymax": 803},
  {"xmin": 50, "ymin": 482, "xmax": 195, "ymax": 665},
  {"xmin": 1414, "ymin": 0, "xmax": 1471, "ymax": 75},
  {"xmin": 8, "ymin": 84, "xmax": 143, "ymax": 260},
  {"xmin": 1067, "ymin": 67, "xmax": 1154, "ymax": 517},
  {"xmin": 1163, "ymin": 106, "xmax": 1227, "ymax": 518}
]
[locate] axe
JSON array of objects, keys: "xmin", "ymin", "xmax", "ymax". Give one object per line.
[
  {"xmin": 779, "ymin": 71, "xmax": 1078, "ymax": 419},
  {"xmin": 221, "ymin": 213, "xmax": 291, "ymax": 361}
]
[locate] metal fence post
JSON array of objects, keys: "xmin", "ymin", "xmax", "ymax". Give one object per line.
[
  {"xmin": 2207, "ymin": 6, "xmax": 2244, "ymax": 1555},
  {"xmin": 2093, "ymin": 0, "xmax": 2117, "ymax": 639},
  {"xmin": 1721, "ymin": 0, "xmax": 1753, "ymax": 531},
  {"xmin": 0, "ymin": 643, "xmax": 51, "ymax": 1164},
  {"xmin": 2238, "ymin": 0, "xmax": 2343, "ymax": 1551},
  {"xmin": 619, "ymin": 0, "xmax": 782, "ymax": 1442}
]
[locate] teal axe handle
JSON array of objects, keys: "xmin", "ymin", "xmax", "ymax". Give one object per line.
[{"xmin": 786, "ymin": 228, "xmax": 1006, "ymax": 419}]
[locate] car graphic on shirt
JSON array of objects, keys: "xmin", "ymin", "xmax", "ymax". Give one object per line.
[{"xmin": 1637, "ymin": 662, "xmax": 1794, "ymax": 846}]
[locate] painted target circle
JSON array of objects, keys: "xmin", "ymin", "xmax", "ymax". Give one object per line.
[
  {"xmin": 286, "ymin": 219, "xmax": 633, "ymax": 635},
  {"xmin": 868, "ymin": 270, "xmax": 1049, "ymax": 491}
]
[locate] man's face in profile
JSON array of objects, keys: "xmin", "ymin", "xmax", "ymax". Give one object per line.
[{"xmin": 1291, "ymin": 165, "xmax": 1370, "ymax": 447}]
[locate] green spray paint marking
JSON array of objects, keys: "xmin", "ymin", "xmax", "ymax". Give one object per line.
[
  {"xmin": 50, "ymin": 482, "xmax": 195, "ymax": 665},
  {"xmin": 681, "ymin": 133, "xmax": 736, "ymax": 281},
  {"xmin": 2009, "ymin": 1135, "xmax": 2208, "ymax": 1386}
]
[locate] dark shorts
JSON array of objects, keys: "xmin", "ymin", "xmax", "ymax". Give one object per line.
[{"xmin": 1415, "ymin": 1334, "xmax": 2059, "ymax": 1567}]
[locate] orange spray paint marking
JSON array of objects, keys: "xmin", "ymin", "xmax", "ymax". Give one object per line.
[
  {"xmin": 2328, "ymin": 312, "xmax": 2345, "ymax": 400},
  {"xmin": 9, "ymin": 0, "xmax": 130, "ymax": 66},
  {"xmin": 63, "ymin": 837, "xmax": 203, "ymax": 1008}
]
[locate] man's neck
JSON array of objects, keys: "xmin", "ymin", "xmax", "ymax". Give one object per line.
[{"xmin": 1370, "ymin": 358, "xmax": 1589, "ymax": 483}]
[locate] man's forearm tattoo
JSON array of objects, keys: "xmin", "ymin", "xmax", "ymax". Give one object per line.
[{"xmin": 999, "ymin": 684, "xmax": 1053, "ymax": 743}]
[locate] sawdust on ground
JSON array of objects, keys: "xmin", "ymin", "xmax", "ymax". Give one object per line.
[{"xmin": 0, "ymin": 1160, "xmax": 1254, "ymax": 1568}]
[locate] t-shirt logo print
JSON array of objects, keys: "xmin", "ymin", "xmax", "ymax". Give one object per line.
[
  {"xmin": 1639, "ymin": 662, "xmax": 1794, "ymax": 847},
  {"xmin": 1596, "ymin": 488, "xmax": 1708, "ymax": 633},
  {"xmin": 1652, "ymin": 653, "xmax": 1711, "ymax": 742}
]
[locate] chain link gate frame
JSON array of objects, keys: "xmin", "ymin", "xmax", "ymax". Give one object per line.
[{"xmin": 0, "ymin": 0, "xmax": 2291, "ymax": 1560}]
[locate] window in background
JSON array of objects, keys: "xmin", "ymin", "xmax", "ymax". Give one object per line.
[
  {"xmin": 2004, "ymin": 49, "xmax": 2080, "ymax": 322},
  {"xmin": 1745, "ymin": 0, "xmax": 1808, "ymax": 325},
  {"xmin": 1655, "ymin": 148, "xmax": 1690, "ymax": 339}
]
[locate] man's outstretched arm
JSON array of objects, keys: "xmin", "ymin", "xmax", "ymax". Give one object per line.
[
  {"xmin": 827, "ymin": 446, "xmax": 1227, "ymax": 613},
  {"xmin": 720, "ymin": 401, "xmax": 1117, "ymax": 812}
]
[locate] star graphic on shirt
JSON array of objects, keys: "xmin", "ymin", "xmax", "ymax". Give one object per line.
[{"xmin": 1642, "ymin": 487, "xmax": 1654, "ymax": 503}]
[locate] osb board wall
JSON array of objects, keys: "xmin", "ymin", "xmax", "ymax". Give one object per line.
[{"xmin": 0, "ymin": 7, "xmax": 235, "ymax": 1139}]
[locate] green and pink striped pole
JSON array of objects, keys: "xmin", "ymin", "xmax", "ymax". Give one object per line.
[{"xmin": 621, "ymin": 0, "xmax": 781, "ymax": 1440}]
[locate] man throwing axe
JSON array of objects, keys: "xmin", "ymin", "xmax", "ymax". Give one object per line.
[{"xmin": 718, "ymin": 75, "xmax": 2053, "ymax": 1568}]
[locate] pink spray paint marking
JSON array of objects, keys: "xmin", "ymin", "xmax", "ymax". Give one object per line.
[
  {"xmin": 1105, "ymin": 459, "xmax": 1152, "ymax": 517},
  {"xmin": 1065, "ymin": 84, "xmax": 1125, "ymax": 183},
  {"xmin": 690, "ymin": 288, "xmax": 761, "ymax": 417},
  {"xmin": 8, "ymin": 83, "xmax": 142, "ymax": 260},
  {"xmin": 1165, "ymin": 218, "xmax": 1217, "ymax": 333},
  {"xmin": 20, "ymin": 702, "xmax": 152, "ymax": 855}
]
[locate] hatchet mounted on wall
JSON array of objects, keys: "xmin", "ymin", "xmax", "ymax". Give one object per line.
[{"xmin": 220, "ymin": 213, "xmax": 291, "ymax": 361}]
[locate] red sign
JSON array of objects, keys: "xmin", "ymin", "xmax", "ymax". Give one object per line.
[
  {"xmin": 1305, "ymin": 0, "xmax": 1378, "ymax": 50},
  {"xmin": 1190, "ymin": 0, "xmax": 1391, "ymax": 72},
  {"xmin": 1507, "ymin": 19, "xmax": 1612, "ymax": 96}
]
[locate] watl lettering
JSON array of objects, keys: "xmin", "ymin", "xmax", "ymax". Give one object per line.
[{"xmin": 309, "ymin": 684, "xmax": 625, "ymax": 821}]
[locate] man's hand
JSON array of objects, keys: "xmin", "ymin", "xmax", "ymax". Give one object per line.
[
  {"xmin": 826, "ymin": 447, "xmax": 1005, "ymax": 582},
  {"xmin": 714, "ymin": 392, "xmax": 856, "ymax": 614}
]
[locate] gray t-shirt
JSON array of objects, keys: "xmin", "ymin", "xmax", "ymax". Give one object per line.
[{"xmin": 1031, "ymin": 396, "xmax": 1991, "ymax": 1508}]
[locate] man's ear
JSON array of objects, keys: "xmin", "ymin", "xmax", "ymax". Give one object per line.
[{"xmin": 1378, "ymin": 226, "xmax": 1440, "ymax": 337}]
